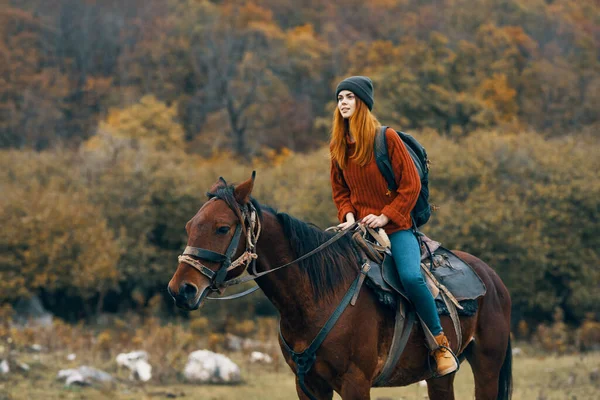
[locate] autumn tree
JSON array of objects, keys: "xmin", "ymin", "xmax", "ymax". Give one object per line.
[
  {"xmin": 422, "ymin": 130, "xmax": 600, "ymax": 323},
  {"xmin": 0, "ymin": 6, "xmax": 69, "ymax": 149},
  {"xmin": 0, "ymin": 150, "xmax": 120, "ymax": 317},
  {"xmin": 86, "ymin": 95, "xmax": 185, "ymax": 152}
]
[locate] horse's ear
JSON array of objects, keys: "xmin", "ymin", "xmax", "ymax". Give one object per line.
[
  {"xmin": 234, "ymin": 171, "xmax": 256, "ymax": 204},
  {"xmin": 209, "ymin": 176, "xmax": 228, "ymax": 193}
]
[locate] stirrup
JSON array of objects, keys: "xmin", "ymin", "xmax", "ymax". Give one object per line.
[{"xmin": 428, "ymin": 344, "xmax": 460, "ymax": 378}]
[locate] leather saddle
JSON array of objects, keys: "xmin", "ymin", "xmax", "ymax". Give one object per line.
[{"xmin": 352, "ymin": 231, "xmax": 487, "ymax": 307}]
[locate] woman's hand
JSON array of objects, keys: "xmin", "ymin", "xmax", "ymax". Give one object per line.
[
  {"xmin": 361, "ymin": 214, "xmax": 390, "ymax": 228},
  {"xmin": 337, "ymin": 220, "xmax": 355, "ymax": 230},
  {"xmin": 337, "ymin": 212, "xmax": 356, "ymax": 230}
]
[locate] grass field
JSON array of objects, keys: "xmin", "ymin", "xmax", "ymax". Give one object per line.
[{"xmin": 1, "ymin": 348, "xmax": 599, "ymax": 400}]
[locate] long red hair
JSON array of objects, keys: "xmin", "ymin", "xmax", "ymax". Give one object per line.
[{"xmin": 330, "ymin": 97, "xmax": 381, "ymax": 169}]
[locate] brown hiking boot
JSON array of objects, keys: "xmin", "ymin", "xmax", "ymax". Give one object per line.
[{"xmin": 432, "ymin": 332, "xmax": 458, "ymax": 376}]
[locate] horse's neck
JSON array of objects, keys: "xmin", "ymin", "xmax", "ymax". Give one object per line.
[{"xmin": 253, "ymin": 213, "xmax": 328, "ymax": 327}]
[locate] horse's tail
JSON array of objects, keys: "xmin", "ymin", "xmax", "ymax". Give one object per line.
[{"xmin": 497, "ymin": 336, "xmax": 513, "ymax": 400}]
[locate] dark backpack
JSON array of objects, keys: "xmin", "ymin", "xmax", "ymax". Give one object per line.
[{"xmin": 375, "ymin": 126, "xmax": 431, "ymax": 227}]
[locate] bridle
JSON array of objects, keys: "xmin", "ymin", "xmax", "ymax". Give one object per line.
[
  {"xmin": 176, "ymin": 197, "xmax": 356, "ymax": 300},
  {"xmin": 177, "ymin": 198, "xmax": 261, "ymax": 298}
]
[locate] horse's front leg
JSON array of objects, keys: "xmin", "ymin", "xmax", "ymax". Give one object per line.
[
  {"xmin": 339, "ymin": 363, "xmax": 371, "ymax": 400},
  {"xmin": 294, "ymin": 374, "xmax": 334, "ymax": 400}
]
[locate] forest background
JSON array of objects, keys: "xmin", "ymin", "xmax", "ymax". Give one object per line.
[{"xmin": 0, "ymin": 0, "xmax": 598, "ymax": 340}]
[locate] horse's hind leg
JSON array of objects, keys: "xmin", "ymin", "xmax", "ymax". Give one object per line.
[
  {"xmin": 426, "ymin": 374, "xmax": 456, "ymax": 400},
  {"xmin": 454, "ymin": 251, "xmax": 512, "ymax": 400},
  {"xmin": 464, "ymin": 306, "xmax": 512, "ymax": 400},
  {"xmin": 465, "ymin": 339, "xmax": 508, "ymax": 399}
]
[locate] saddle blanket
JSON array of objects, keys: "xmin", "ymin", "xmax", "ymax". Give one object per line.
[{"xmin": 364, "ymin": 245, "xmax": 487, "ymax": 314}]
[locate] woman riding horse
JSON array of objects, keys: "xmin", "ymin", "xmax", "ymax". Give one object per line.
[
  {"xmin": 330, "ymin": 75, "xmax": 456, "ymax": 376},
  {"xmin": 168, "ymin": 174, "xmax": 512, "ymax": 399}
]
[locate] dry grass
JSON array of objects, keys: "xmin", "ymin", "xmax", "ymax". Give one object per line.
[
  {"xmin": 1, "ymin": 318, "xmax": 599, "ymax": 399},
  {"xmin": 1, "ymin": 343, "xmax": 599, "ymax": 399}
]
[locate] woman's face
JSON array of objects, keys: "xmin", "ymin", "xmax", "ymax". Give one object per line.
[{"xmin": 337, "ymin": 90, "xmax": 356, "ymax": 119}]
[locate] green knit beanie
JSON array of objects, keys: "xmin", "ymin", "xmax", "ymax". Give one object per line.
[{"xmin": 335, "ymin": 76, "xmax": 374, "ymax": 111}]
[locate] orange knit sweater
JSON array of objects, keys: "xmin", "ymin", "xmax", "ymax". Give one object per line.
[{"xmin": 330, "ymin": 128, "xmax": 421, "ymax": 234}]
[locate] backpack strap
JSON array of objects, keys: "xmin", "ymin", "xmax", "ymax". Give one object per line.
[{"xmin": 375, "ymin": 126, "xmax": 398, "ymax": 192}]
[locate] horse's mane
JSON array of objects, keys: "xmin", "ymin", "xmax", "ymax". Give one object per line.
[
  {"xmin": 206, "ymin": 183, "xmax": 360, "ymax": 301},
  {"xmin": 261, "ymin": 205, "xmax": 360, "ymax": 301}
]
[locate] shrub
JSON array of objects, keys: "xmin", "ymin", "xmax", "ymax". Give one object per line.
[{"xmin": 578, "ymin": 314, "xmax": 600, "ymax": 351}]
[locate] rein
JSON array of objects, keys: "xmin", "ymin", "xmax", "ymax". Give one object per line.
[
  {"xmin": 176, "ymin": 200, "xmax": 358, "ymax": 300},
  {"xmin": 217, "ymin": 222, "xmax": 357, "ymax": 286}
]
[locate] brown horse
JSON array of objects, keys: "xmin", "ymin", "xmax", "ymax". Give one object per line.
[{"xmin": 168, "ymin": 174, "xmax": 512, "ymax": 400}]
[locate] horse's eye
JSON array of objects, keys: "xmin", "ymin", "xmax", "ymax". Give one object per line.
[{"xmin": 216, "ymin": 226, "xmax": 231, "ymax": 235}]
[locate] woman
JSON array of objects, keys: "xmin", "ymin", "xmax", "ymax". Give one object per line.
[{"xmin": 329, "ymin": 76, "xmax": 457, "ymax": 377}]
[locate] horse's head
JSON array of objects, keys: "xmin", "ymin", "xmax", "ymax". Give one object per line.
[{"xmin": 168, "ymin": 172, "xmax": 258, "ymax": 310}]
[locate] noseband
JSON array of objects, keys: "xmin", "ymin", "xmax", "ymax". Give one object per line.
[{"xmin": 177, "ymin": 200, "xmax": 261, "ymax": 294}]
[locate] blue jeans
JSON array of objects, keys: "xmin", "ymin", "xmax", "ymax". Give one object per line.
[{"xmin": 389, "ymin": 229, "xmax": 443, "ymax": 336}]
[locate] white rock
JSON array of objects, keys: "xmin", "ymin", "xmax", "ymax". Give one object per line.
[
  {"xmin": 67, "ymin": 353, "xmax": 76, "ymax": 361},
  {"xmin": 0, "ymin": 359, "xmax": 9, "ymax": 374},
  {"xmin": 57, "ymin": 369, "xmax": 75, "ymax": 379},
  {"xmin": 18, "ymin": 362, "xmax": 30, "ymax": 371},
  {"xmin": 116, "ymin": 351, "xmax": 152, "ymax": 382},
  {"xmin": 57, "ymin": 366, "xmax": 113, "ymax": 386},
  {"xmin": 13, "ymin": 295, "xmax": 53, "ymax": 327},
  {"xmin": 58, "ymin": 369, "xmax": 88, "ymax": 386},
  {"xmin": 30, "ymin": 344, "xmax": 42, "ymax": 352},
  {"xmin": 66, "ymin": 374, "xmax": 88, "ymax": 386},
  {"xmin": 184, "ymin": 350, "xmax": 241, "ymax": 384},
  {"xmin": 249, "ymin": 351, "xmax": 273, "ymax": 364},
  {"xmin": 79, "ymin": 366, "xmax": 113, "ymax": 382},
  {"xmin": 224, "ymin": 334, "xmax": 243, "ymax": 351},
  {"xmin": 133, "ymin": 360, "xmax": 152, "ymax": 382},
  {"xmin": 225, "ymin": 334, "xmax": 267, "ymax": 352},
  {"xmin": 242, "ymin": 337, "xmax": 265, "ymax": 350},
  {"xmin": 511, "ymin": 347, "xmax": 523, "ymax": 356},
  {"xmin": 116, "ymin": 350, "xmax": 148, "ymax": 365}
]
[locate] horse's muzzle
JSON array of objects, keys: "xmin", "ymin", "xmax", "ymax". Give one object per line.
[{"xmin": 169, "ymin": 283, "xmax": 209, "ymax": 310}]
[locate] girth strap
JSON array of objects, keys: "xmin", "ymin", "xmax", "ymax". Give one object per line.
[
  {"xmin": 372, "ymin": 302, "xmax": 415, "ymax": 387},
  {"xmin": 279, "ymin": 272, "xmax": 363, "ymax": 400}
]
